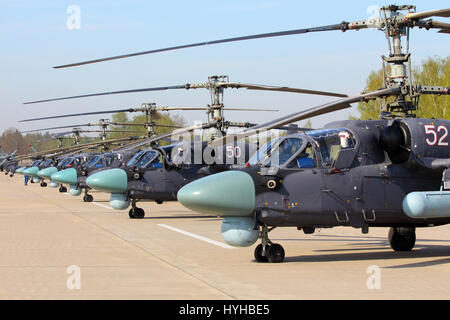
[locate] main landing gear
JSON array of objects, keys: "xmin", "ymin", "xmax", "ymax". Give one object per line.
[
  {"xmin": 254, "ymin": 225, "xmax": 285, "ymax": 263},
  {"xmin": 83, "ymin": 189, "xmax": 93, "ymax": 202},
  {"xmin": 59, "ymin": 185, "xmax": 67, "ymax": 193},
  {"xmin": 129, "ymin": 199, "xmax": 145, "ymax": 219},
  {"xmin": 388, "ymin": 227, "xmax": 416, "ymax": 251}
]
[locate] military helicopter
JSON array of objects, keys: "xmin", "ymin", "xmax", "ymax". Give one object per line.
[
  {"xmin": 107, "ymin": 4, "xmax": 450, "ymax": 262},
  {"xmin": 0, "ymin": 150, "xmax": 18, "ymax": 176},
  {"xmin": 23, "ymin": 74, "xmax": 344, "ymax": 217},
  {"xmin": 20, "ymin": 106, "xmax": 188, "ymax": 201},
  {"xmin": 12, "ymin": 134, "xmax": 140, "ymax": 188},
  {"xmin": 17, "ymin": 121, "xmax": 142, "ymax": 187}
]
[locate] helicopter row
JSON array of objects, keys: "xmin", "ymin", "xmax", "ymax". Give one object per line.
[{"xmin": 8, "ymin": 4, "xmax": 450, "ymax": 263}]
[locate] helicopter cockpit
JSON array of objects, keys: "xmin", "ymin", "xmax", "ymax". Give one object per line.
[
  {"xmin": 30, "ymin": 159, "xmax": 43, "ymax": 167},
  {"xmin": 127, "ymin": 150, "xmax": 162, "ymax": 169},
  {"xmin": 247, "ymin": 128, "xmax": 356, "ymax": 169},
  {"xmin": 306, "ymin": 128, "xmax": 356, "ymax": 168},
  {"xmin": 40, "ymin": 159, "xmax": 53, "ymax": 168}
]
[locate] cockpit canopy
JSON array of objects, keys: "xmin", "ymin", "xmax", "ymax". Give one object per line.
[
  {"xmin": 248, "ymin": 128, "xmax": 356, "ymax": 169},
  {"xmin": 127, "ymin": 150, "xmax": 162, "ymax": 169}
]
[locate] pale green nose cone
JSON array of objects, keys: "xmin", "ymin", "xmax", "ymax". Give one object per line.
[
  {"xmin": 15, "ymin": 166, "xmax": 25, "ymax": 174},
  {"xmin": 51, "ymin": 168, "xmax": 78, "ymax": 185},
  {"xmin": 177, "ymin": 171, "xmax": 255, "ymax": 217},
  {"xmin": 86, "ymin": 168, "xmax": 128, "ymax": 193},
  {"xmin": 23, "ymin": 166, "xmax": 39, "ymax": 177},
  {"xmin": 37, "ymin": 166, "xmax": 58, "ymax": 179}
]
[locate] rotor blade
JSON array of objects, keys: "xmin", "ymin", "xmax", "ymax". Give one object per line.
[
  {"xmin": 118, "ymin": 121, "xmax": 218, "ymax": 152},
  {"xmin": 209, "ymin": 87, "xmax": 399, "ymax": 146},
  {"xmin": 431, "ymin": 20, "xmax": 450, "ymax": 33},
  {"xmin": 15, "ymin": 136, "xmax": 140, "ymax": 161},
  {"xmin": 222, "ymin": 82, "xmax": 348, "ymax": 98},
  {"xmin": 153, "ymin": 124, "xmax": 184, "ymax": 128},
  {"xmin": 24, "ymin": 84, "xmax": 190, "ymax": 104},
  {"xmin": 406, "ymin": 8, "xmax": 450, "ymax": 20},
  {"xmin": 19, "ymin": 108, "xmax": 135, "ymax": 122},
  {"xmin": 53, "ymin": 24, "xmax": 346, "ymax": 68},
  {"xmin": 21, "ymin": 123, "xmax": 91, "ymax": 133}
]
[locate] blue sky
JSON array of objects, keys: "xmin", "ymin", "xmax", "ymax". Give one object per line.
[{"xmin": 1, "ymin": 0, "xmax": 449, "ymax": 133}]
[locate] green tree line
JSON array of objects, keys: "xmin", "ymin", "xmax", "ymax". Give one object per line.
[{"xmin": 0, "ymin": 112, "xmax": 186, "ymax": 155}]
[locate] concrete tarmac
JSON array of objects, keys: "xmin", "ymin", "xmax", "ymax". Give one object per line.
[{"xmin": 1, "ymin": 175, "xmax": 450, "ymax": 299}]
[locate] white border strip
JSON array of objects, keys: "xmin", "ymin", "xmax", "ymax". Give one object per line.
[
  {"xmin": 92, "ymin": 202, "xmax": 114, "ymax": 210},
  {"xmin": 157, "ymin": 224, "xmax": 235, "ymax": 249}
]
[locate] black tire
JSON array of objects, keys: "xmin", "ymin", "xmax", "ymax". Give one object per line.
[
  {"xmin": 129, "ymin": 209, "xmax": 136, "ymax": 219},
  {"xmin": 83, "ymin": 194, "xmax": 93, "ymax": 202},
  {"xmin": 267, "ymin": 243, "xmax": 285, "ymax": 263},
  {"xmin": 388, "ymin": 227, "xmax": 416, "ymax": 251},
  {"xmin": 135, "ymin": 208, "xmax": 145, "ymax": 219},
  {"xmin": 254, "ymin": 244, "xmax": 269, "ymax": 263}
]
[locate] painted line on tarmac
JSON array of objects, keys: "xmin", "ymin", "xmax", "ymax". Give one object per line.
[
  {"xmin": 157, "ymin": 224, "xmax": 235, "ymax": 249},
  {"xmin": 92, "ymin": 202, "xmax": 114, "ymax": 210}
]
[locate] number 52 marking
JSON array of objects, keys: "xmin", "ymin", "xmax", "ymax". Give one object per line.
[{"xmin": 424, "ymin": 124, "xmax": 449, "ymax": 146}]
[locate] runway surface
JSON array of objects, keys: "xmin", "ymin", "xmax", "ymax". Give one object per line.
[{"xmin": 1, "ymin": 175, "xmax": 449, "ymax": 299}]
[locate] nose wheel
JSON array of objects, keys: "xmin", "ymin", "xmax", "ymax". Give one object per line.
[
  {"xmin": 40, "ymin": 182, "xmax": 47, "ymax": 187},
  {"xmin": 83, "ymin": 189, "xmax": 93, "ymax": 202},
  {"xmin": 128, "ymin": 199, "xmax": 145, "ymax": 219},
  {"xmin": 59, "ymin": 185, "xmax": 67, "ymax": 193},
  {"xmin": 83, "ymin": 194, "xmax": 94, "ymax": 202},
  {"xmin": 254, "ymin": 225, "xmax": 285, "ymax": 263}
]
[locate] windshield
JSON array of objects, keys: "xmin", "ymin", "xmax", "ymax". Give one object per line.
[
  {"xmin": 41, "ymin": 159, "xmax": 52, "ymax": 167},
  {"xmin": 30, "ymin": 160, "xmax": 42, "ymax": 166},
  {"xmin": 247, "ymin": 139, "xmax": 277, "ymax": 166},
  {"xmin": 126, "ymin": 151, "xmax": 144, "ymax": 167},
  {"xmin": 87, "ymin": 156, "xmax": 101, "ymax": 167},
  {"xmin": 307, "ymin": 129, "xmax": 355, "ymax": 167},
  {"xmin": 134, "ymin": 151, "xmax": 158, "ymax": 168},
  {"xmin": 59, "ymin": 158, "xmax": 71, "ymax": 167},
  {"xmin": 105, "ymin": 155, "xmax": 113, "ymax": 166},
  {"xmin": 248, "ymin": 137, "xmax": 305, "ymax": 167}
]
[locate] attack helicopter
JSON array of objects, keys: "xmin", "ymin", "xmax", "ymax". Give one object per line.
[
  {"xmin": 66, "ymin": 3, "xmax": 450, "ymax": 261},
  {"xmin": 169, "ymin": 4, "xmax": 450, "ymax": 262},
  {"xmin": 17, "ymin": 121, "xmax": 142, "ymax": 188},
  {"xmin": 20, "ymin": 105, "xmax": 188, "ymax": 201},
  {"xmin": 24, "ymin": 76, "xmax": 344, "ymax": 218},
  {"xmin": 0, "ymin": 150, "xmax": 18, "ymax": 176}
]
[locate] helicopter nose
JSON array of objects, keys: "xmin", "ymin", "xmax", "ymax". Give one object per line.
[
  {"xmin": 23, "ymin": 166, "xmax": 40, "ymax": 177},
  {"xmin": 86, "ymin": 168, "xmax": 128, "ymax": 193},
  {"xmin": 51, "ymin": 168, "xmax": 78, "ymax": 185},
  {"xmin": 37, "ymin": 166, "xmax": 58, "ymax": 179},
  {"xmin": 15, "ymin": 166, "xmax": 26, "ymax": 174},
  {"xmin": 177, "ymin": 171, "xmax": 255, "ymax": 216}
]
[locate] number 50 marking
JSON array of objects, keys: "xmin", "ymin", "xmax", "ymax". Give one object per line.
[{"xmin": 424, "ymin": 124, "xmax": 449, "ymax": 146}]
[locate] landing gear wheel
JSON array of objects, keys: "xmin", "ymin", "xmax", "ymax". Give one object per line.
[
  {"xmin": 388, "ymin": 227, "xmax": 416, "ymax": 251},
  {"xmin": 267, "ymin": 243, "xmax": 285, "ymax": 263},
  {"xmin": 83, "ymin": 194, "xmax": 93, "ymax": 202},
  {"xmin": 129, "ymin": 207, "xmax": 145, "ymax": 219},
  {"xmin": 59, "ymin": 186, "xmax": 67, "ymax": 193},
  {"xmin": 254, "ymin": 244, "xmax": 269, "ymax": 263},
  {"xmin": 40, "ymin": 182, "xmax": 47, "ymax": 187}
]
